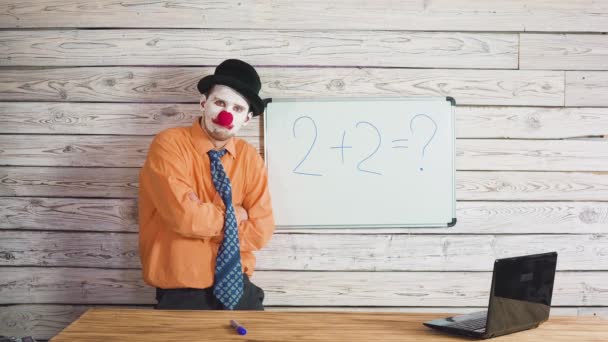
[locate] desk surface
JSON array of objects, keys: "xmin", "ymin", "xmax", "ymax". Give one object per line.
[{"xmin": 50, "ymin": 308, "xmax": 607, "ymax": 342}]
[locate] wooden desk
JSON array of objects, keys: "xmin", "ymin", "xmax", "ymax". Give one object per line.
[{"xmin": 50, "ymin": 308, "xmax": 606, "ymax": 341}]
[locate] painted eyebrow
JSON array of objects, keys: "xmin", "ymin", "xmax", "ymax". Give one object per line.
[{"xmin": 213, "ymin": 96, "xmax": 245, "ymax": 108}]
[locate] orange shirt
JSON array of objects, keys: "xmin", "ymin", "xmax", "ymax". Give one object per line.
[{"xmin": 138, "ymin": 117, "xmax": 275, "ymax": 289}]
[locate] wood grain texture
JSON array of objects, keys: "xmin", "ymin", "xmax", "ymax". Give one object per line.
[
  {"xmin": 0, "ymin": 268, "xmax": 606, "ymax": 306},
  {"xmin": 0, "ymin": 102, "xmax": 262, "ymax": 137},
  {"xmin": 455, "ymin": 171, "xmax": 608, "ymax": 201},
  {"xmin": 0, "ymin": 305, "xmax": 93, "ymax": 341},
  {"xmin": 3, "ymin": 167, "xmax": 607, "ymax": 201},
  {"xmin": 566, "ymin": 71, "xmax": 608, "ymax": 106},
  {"xmin": 0, "ymin": 135, "xmax": 156, "ymax": 167},
  {"xmin": 2, "ymin": 0, "xmax": 607, "ymax": 32},
  {"xmin": 1, "ymin": 231, "xmax": 607, "ymax": 271},
  {"xmin": 4, "ymin": 103, "xmax": 608, "ymax": 139},
  {"xmin": 0, "ymin": 167, "xmax": 141, "ymax": 198},
  {"xmin": 48, "ymin": 309, "xmax": 608, "ymax": 342},
  {"xmin": 454, "ymin": 106, "xmax": 608, "ymax": 139},
  {"xmin": 0, "ymin": 102, "xmax": 198, "ymax": 135},
  {"xmin": 0, "ymin": 197, "xmax": 138, "ymax": 231},
  {"xmin": 0, "ymin": 67, "xmax": 565, "ymax": 106},
  {"xmin": 455, "ymin": 139, "xmax": 608, "ymax": 172},
  {"xmin": 3, "ymin": 136, "xmax": 606, "ymax": 170},
  {"xmin": 520, "ymin": 34, "xmax": 608, "ymax": 71},
  {"xmin": 3, "ymin": 304, "xmax": 607, "ymax": 341},
  {"xmin": 2, "ymin": 198, "xmax": 607, "ymax": 234},
  {"xmin": 0, "ymin": 30, "xmax": 518, "ymax": 68}
]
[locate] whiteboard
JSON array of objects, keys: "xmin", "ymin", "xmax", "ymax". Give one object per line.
[{"xmin": 264, "ymin": 97, "xmax": 456, "ymax": 228}]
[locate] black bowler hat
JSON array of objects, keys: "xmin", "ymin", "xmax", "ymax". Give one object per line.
[{"xmin": 197, "ymin": 59, "xmax": 266, "ymax": 117}]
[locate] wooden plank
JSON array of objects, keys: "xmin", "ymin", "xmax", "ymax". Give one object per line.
[
  {"xmin": 521, "ymin": 34, "xmax": 608, "ymax": 71},
  {"xmin": 0, "ymin": 268, "xmax": 605, "ymax": 306},
  {"xmin": 4, "ymin": 103, "xmax": 608, "ymax": 139},
  {"xmin": 1, "ymin": 231, "xmax": 607, "ymax": 271},
  {"xmin": 0, "ymin": 135, "xmax": 155, "ymax": 167},
  {"xmin": 3, "ymin": 167, "xmax": 608, "ymax": 201},
  {"xmin": 2, "ymin": 1, "xmax": 607, "ymax": 32},
  {"xmin": 455, "ymin": 106, "xmax": 608, "ymax": 139},
  {"xmin": 2, "ymin": 135, "xmax": 606, "ymax": 171},
  {"xmin": 456, "ymin": 171, "xmax": 608, "ymax": 201},
  {"xmin": 0, "ymin": 166, "xmax": 608, "ymax": 201},
  {"xmin": 1, "ymin": 198, "xmax": 607, "ymax": 234},
  {"xmin": 0, "ymin": 304, "xmax": 93, "ymax": 341},
  {"xmin": 0, "ymin": 30, "xmax": 518, "ymax": 68},
  {"xmin": 4, "ymin": 305, "xmax": 607, "ymax": 342},
  {"xmin": 0, "ymin": 197, "xmax": 138, "ymax": 232},
  {"xmin": 0, "ymin": 102, "xmax": 262, "ymax": 136},
  {"xmin": 566, "ymin": 71, "xmax": 608, "ymax": 106},
  {"xmin": 4, "ymin": 304, "xmax": 603, "ymax": 341},
  {"xmin": 43, "ymin": 310, "xmax": 608, "ymax": 342},
  {"xmin": 455, "ymin": 139, "xmax": 608, "ymax": 172},
  {"xmin": 0, "ymin": 167, "xmax": 141, "ymax": 198},
  {"xmin": 0, "ymin": 67, "xmax": 564, "ymax": 106}
]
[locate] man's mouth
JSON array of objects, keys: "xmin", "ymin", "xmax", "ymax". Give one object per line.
[{"xmin": 212, "ymin": 110, "xmax": 234, "ymax": 129}]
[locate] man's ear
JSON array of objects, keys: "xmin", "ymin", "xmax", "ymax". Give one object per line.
[
  {"xmin": 199, "ymin": 95, "xmax": 207, "ymax": 109},
  {"xmin": 242, "ymin": 111, "xmax": 253, "ymax": 125}
]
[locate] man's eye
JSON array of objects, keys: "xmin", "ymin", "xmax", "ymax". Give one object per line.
[
  {"xmin": 234, "ymin": 106, "xmax": 243, "ymax": 112},
  {"xmin": 215, "ymin": 100, "xmax": 225, "ymax": 106}
]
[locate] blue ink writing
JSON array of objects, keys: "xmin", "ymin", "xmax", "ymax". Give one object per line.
[{"xmin": 292, "ymin": 116, "xmax": 323, "ymax": 176}]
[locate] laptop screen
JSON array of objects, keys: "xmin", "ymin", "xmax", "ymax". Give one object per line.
[{"xmin": 486, "ymin": 252, "xmax": 558, "ymax": 334}]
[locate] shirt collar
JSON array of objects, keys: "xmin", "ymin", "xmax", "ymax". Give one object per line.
[{"xmin": 191, "ymin": 117, "xmax": 237, "ymax": 158}]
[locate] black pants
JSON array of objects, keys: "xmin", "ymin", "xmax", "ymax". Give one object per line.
[{"xmin": 155, "ymin": 275, "xmax": 265, "ymax": 310}]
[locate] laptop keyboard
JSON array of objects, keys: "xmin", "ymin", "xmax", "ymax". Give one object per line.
[
  {"xmin": 447, "ymin": 316, "xmax": 486, "ymax": 331},
  {"xmin": 445, "ymin": 311, "xmax": 487, "ymax": 332}
]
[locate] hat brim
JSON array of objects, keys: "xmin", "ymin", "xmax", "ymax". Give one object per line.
[{"xmin": 197, "ymin": 75, "xmax": 265, "ymax": 117}]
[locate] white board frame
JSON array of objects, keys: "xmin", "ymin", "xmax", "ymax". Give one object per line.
[{"xmin": 263, "ymin": 97, "xmax": 457, "ymax": 229}]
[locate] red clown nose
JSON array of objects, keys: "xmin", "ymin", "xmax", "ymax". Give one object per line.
[{"xmin": 213, "ymin": 110, "xmax": 234, "ymax": 128}]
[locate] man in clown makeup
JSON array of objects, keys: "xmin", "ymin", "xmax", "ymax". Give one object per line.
[{"xmin": 138, "ymin": 59, "xmax": 275, "ymax": 310}]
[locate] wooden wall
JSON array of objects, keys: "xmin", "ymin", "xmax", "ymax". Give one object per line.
[{"xmin": 1, "ymin": 1, "xmax": 608, "ymax": 340}]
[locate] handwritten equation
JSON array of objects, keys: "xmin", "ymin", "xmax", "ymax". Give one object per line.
[{"xmin": 291, "ymin": 114, "xmax": 438, "ymax": 176}]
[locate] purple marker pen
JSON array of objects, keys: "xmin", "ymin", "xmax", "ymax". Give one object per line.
[{"xmin": 230, "ymin": 319, "xmax": 247, "ymax": 335}]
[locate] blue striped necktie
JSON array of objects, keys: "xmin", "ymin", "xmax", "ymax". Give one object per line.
[{"xmin": 208, "ymin": 149, "xmax": 243, "ymax": 309}]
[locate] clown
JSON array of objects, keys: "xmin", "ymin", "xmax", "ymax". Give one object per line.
[{"xmin": 138, "ymin": 59, "xmax": 275, "ymax": 311}]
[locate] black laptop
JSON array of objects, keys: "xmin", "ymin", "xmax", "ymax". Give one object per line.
[{"xmin": 423, "ymin": 252, "xmax": 558, "ymax": 339}]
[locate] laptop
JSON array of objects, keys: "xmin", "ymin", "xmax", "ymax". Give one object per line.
[{"xmin": 423, "ymin": 252, "xmax": 558, "ymax": 339}]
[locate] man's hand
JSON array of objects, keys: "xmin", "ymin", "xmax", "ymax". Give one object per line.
[
  {"xmin": 189, "ymin": 191, "xmax": 248, "ymax": 224},
  {"xmin": 187, "ymin": 191, "xmax": 203, "ymax": 205},
  {"xmin": 234, "ymin": 205, "xmax": 249, "ymax": 224}
]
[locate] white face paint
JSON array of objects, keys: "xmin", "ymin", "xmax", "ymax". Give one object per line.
[{"xmin": 200, "ymin": 84, "xmax": 253, "ymax": 144}]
